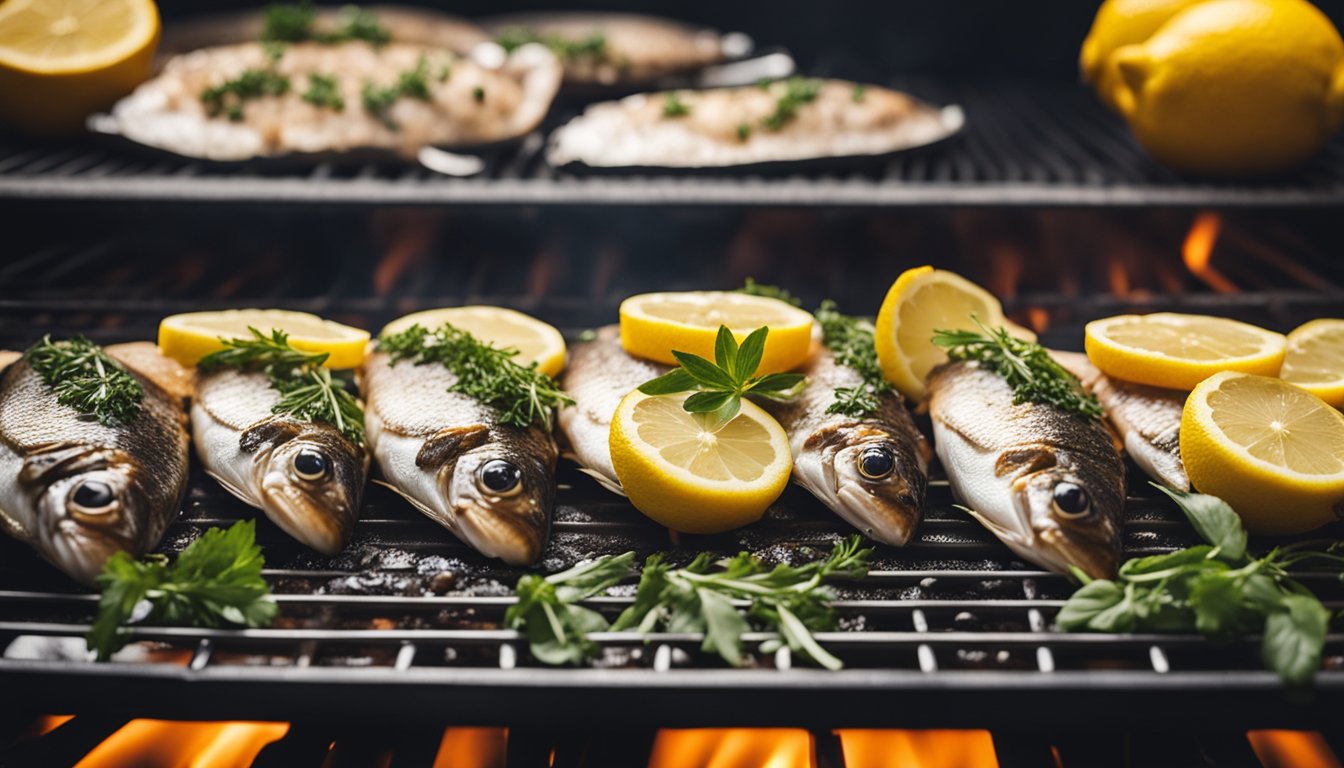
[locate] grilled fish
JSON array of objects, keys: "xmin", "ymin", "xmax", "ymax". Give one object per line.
[
  {"xmin": 1052, "ymin": 351, "xmax": 1189, "ymax": 492},
  {"xmin": 363, "ymin": 350, "xmax": 558, "ymax": 565},
  {"xmin": 762, "ymin": 349, "xmax": 930, "ymax": 545},
  {"xmin": 0, "ymin": 343, "xmax": 189, "ymax": 584},
  {"xmin": 192, "ymin": 368, "xmax": 367, "ymax": 554},
  {"xmin": 927, "ymin": 361, "xmax": 1125, "ymax": 579},
  {"xmin": 557, "ymin": 325, "xmax": 668, "ymax": 495}
]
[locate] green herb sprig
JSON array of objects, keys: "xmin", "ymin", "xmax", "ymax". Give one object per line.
[
  {"xmin": 932, "ymin": 317, "xmax": 1101, "ymax": 419},
  {"xmin": 638, "ymin": 325, "xmax": 806, "ymax": 425},
  {"xmin": 88, "ymin": 520, "xmax": 277, "ymax": 661},
  {"xmin": 361, "ymin": 56, "xmax": 432, "ymax": 129},
  {"xmin": 378, "ymin": 323, "xmax": 573, "ymax": 430},
  {"xmin": 761, "ymin": 77, "xmax": 823, "ymax": 132},
  {"xmin": 201, "ymin": 68, "xmax": 291, "ymax": 121},
  {"xmin": 199, "ymin": 328, "xmax": 364, "ymax": 446},
  {"xmin": 505, "ymin": 553, "xmax": 635, "ymax": 665},
  {"xmin": 1058, "ymin": 484, "xmax": 1340, "ymax": 686},
  {"xmin": 261, "ymin": 1, "xmax": 390, "ymax": 46},
  {"xmin": 496, "ymin": 27, "xmax": 608, "ymax": 62},
  {"xmin": 739, "ymin": 277, "xmax": 801, "ymax": 307},
  {"xmin": 24, "ymin": 336, "xmax": 143, "ymax": 427},
  {"xmin": 816, "ymin": 300, "xmax": 892, "ymax": 417},
  {"xmin": 302, "ymin": 73, "xmax": 345, "ymax": 111},
  {"xmin": 662, "ymin": 92, "xmax": 691, "ymax": 118}
]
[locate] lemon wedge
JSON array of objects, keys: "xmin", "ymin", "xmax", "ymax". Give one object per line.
[
  {"xmin": 1281, "ymin": 319, "xmax": 1344, "ymax": 408},
  {"xmin": 1181, "ymin": 371, "xmax": 1344, "ymax": 534},
  {"xmin": 609, "ymin": 390, "xmax": 792, "ymax": 533},
  {"xmin": 619, "ymin": 291, "xmax": 815, "ymax": 374},
  {"xmin": 159, "ymin": 309, "xmax": 370, "ymax": 369},
  {"xmin": 0, "ymin": 0, "xmax": 160, "ymax": 135},
  {"xmin": 1085, "ymin": 313, "xmax": 1286, "ymax": 390},
  {"xmin": 381, "ymin": 306, "xmax": 567, "ymax": 377}
]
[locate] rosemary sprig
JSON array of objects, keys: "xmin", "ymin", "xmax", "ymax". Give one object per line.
[
  {"xmin": 24, "ymin": 336, "xmax": 143, "ymax": 426},
  {"xmin": 361, "ymin": 56, "xmax": 432, "ymax": 129},
  {"xmin": 932, "ymin": 317, "xmax": 1102, "ymax": 419},
  {"xmin": 199, "ymin": 328, "xmax": 364, "ymax": 446},
  {"xmin": 378, "ymin": 323, "xmax": 573, "ymax": 430},
  {"xmin": 816, "ymin": 300, "xmax": 892, "ymax": 417}
]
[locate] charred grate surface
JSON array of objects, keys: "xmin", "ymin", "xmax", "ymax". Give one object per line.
[
  {"xmin": 0, "ymin": 294, "xmax": 1343, "ymax": 731},
  {"xmin": 1, "ymin": 81, "xmax": 1343, "ymax": 207}
]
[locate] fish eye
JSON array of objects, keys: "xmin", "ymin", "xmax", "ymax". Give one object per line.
[
  {"xmin": 70, "ymin": 480, "xmax": 116, "ymax": 515},
  {"xmin": 293, "ymin": 449, "xmax": 330, "ymax": 481},
  {"xmin": 478, "ymin": 460, "xmax": 522, "ymax": 496},
  {"xmin": 1053, "ymin": 483, "xmax": 1091, "ymax": 518},
  {"xmin": 857, "ymin": 447, "xmax": 895, "ymax": 480}
]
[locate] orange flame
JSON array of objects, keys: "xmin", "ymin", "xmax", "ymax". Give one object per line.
[
  {"xmin": 837, "ymin": 730, "xmax": 999, "ymax": 768},
  {"xmin": 649, "ymin": 729, "xmax": 815, "ymax": 768},
  {"xmin": 1248, "ymin": 730, "xmax": 1343, "ymax": 768},
  {"xmin": 432, "ymin": 727, "xmax": 508, "ymax": 768},
  {"xmin": 75, "ymin": 720, "xmax": 288, "ymax": 768},
  {"xmin": 1182, "ymin": 212, "xmax": 1237, "ymax": 294}
]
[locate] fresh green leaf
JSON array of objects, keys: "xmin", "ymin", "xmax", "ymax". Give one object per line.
[
  {"xmin": 1119, "ymin": 546, "xmax": 1214, "ymax": 577},
  {"xmin": 697, "ymin": 588, "xmax": 749, "ymax": 666},
  {"xmin": 733, "ymin": 327, "xmax": 768, "ymax": 383},
  {"xmin": 638, "ymin": 369, "xmax": 698, "ymax": 396},
  {"xmin": 814, "ymin": 300, "xmax": 891, "ymax": 417},
  {"xmin": 1054, "ymin": 579, "xmax": 1124, "ymax": 631},
  {"xmin": 1263, "ymin": 594, "xmax": 1329, "ymax": 687},
  {"xmin": 24, "ymin": 336, "xmax": 143, "ymax": 426},
  {"xmin": 746, "ymin": 372, "xmax": 806, "ymax": 394},
  {"xmin": 1151, "ymin": 484, "xmax": 1247, "ymax": 562}
]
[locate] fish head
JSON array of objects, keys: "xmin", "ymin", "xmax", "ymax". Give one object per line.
[
  {"xmin": 418, "ymin": 424, "xmax": 554, "ymax": 565},
  {"xmin": 1008, "ymin": 450, "xmax": 1123, "ymax": 579},
  {"xmin": 798, "ymin": 423, "xmax": 927, "ymax": 545},
  {"xmin": 23, "ymin": 443, "xmax": 155, "ymax": 583},
  {"xmin": 243, "ymin": 418, "xmax": 365, "ymax": 555}
]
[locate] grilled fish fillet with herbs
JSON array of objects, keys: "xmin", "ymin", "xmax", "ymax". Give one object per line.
[
  {"xmin": 100, "ymin": 41, "xmax": 561, "ymax": 161},
  {"xmin": 1053, "ymin": 351, "xmax": 1189, "ymax": 492},
  {"xmin": 0, "ymin": 343, "xmax": 189, "ymax": 584},
  {"xmin": 762, "ymin": 349, "xmax": 931, "ymax": 546},
  {"xmin": 362, "ymin": 351, "xmax": 558, "ymax": 565},
  {"xmin": 927, "ymin": 361, "xmax": 1126, "ymax": 579},
  {"xmin": 192, "ymin": 368, "xmax": 367, "ymax": 555}
]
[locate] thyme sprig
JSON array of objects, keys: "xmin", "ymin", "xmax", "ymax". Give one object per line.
[
  {"xmin": 816, "ymin": 301, "xmax": 892, "ymax": 417},
  {"xmin": 662, "ymin": 91, "xmax": 691, "ymax": 118},
  {"xmin": 761, "ymin": 77, "xmax": 823, "ymax": 132},
  {"xmin": 932, "ymin": 317, "xmax": 1102, "ymax": 419},
  {"xmin": 302, "ymin": 73, "xmax": 345, "ymax": 111},
  {"xmin": 24, "ymin": 336, "xmax": 143, "ymax": 426},
  {"xmin": 378, "ymin": 323, "xmax": 573, "ymax": 430},
  {"xmin": 199, "ymin": 328, "xmax": 364, "ymax": 446}
]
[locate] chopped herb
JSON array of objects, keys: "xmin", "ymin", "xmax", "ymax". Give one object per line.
[
  {"xmin": 201, "ymin": 68, "xmax": 290, "ymax": 121},
  {"xmin": 761, "ymin": 77, "xmax": 823, "ymax": 132},
  {"xmin": 378, "ymin": 323, "xmax": 573, "ymax": 430},
  {"xmin": 261, "ymin": 1, "xmax": 390, "ymax": 47},
  {"xmin": 756, "ymin": 78, "xmax": 773, "ymax": 91},
  {"xmin": 816, "ymin": 301, "xmax": 892, "ymax": 417},
  {"xmin": 262, "ymin": 41, "xmax": 288, "ymax": 63},
  {"xmin": 738, "ymin": 278, "xmax": 800, "ymax": 307},
  {"xmin": 24, "ymin": 336, "xmax": 143, "ymax": 427},
  {"xmin": 496, "ymin": 27, "xmax": 607, "ymax": 62},
  {"xmin": 932, "ymin": 317, "xmax": 1102, "ymax": 419},
  {"xmin": 361, "ymin": 57, "xmax": 432, "ymax": 129},
  {"xmin": 473, "ymin": 85, "xmax": 486, "ymax": 104},
  {"xmin": 638, "ymin": 325, "xmax": 805, "ymax": 426},
  {"xmin": 851, "ymin": 83, "xmax": 866, "ymax": 103},
  {"xmin": 260, "ymin": 1, "xmax": 315, "ymax": 43},
  {"xmin": 436, "ymin": 62, "xmax": 452, "ymax": 82},
  {"xmin": 199, "ymin": 328, "xmax": 364, "ymax": 446},
  {"xmin": 88, "ymin": 520, "xmax": 277, "ymax": 661},
  {"xmin": 662, "ymin": 91, "xmax": 691, "ymax": 118},
  {"xmin": 737, "ymin": 122, "xmax": 752, "ymax": 142},
  {"xmin": 302, "ymin": 73, "xmax": 345, "ymax": 111},
  {"xmin": 505, "ymin": 553, "xmax": 635, "ymax": 665}
]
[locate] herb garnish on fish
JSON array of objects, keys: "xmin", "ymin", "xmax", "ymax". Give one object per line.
[
  {"xmin": 302, "ymin": 73, "xmax": 345, "ymax": 111},
  {"xmin": 199, "ymin": 328, "xmax": 365, "ymax": 445},
  {"xmin": 23, "ymin": 336, "xmax": 143, "ymax": 426},
  {"xmin": 638, "ymin": 325, "xmax": 805, "ymax": 425},
  {"xmin": 88, "ymin": 520, "xmax": 277, "ymax": 661},
  {"xmin": 662, "ymin": 92, "xmax": 691, "ymax": 118},
  {"xmin": 1058, "ymin": 484, "xmax": 1341, "ymax": 686},
  {"xmin": 378, "ymin": 323, "xmax": 573, "ymax": 430},
  {"xmin": 762, "ymin": 77, "xmax": 823, "ymax": 132},
  {"xmin": 261, "ymin": 1, "xmax": 391, "ymax": 47},
  {"xmin": 361, "ymin": 56, "xmax": 432, "ymax": 129},
  {"xmin": 933, "ymin": 318, "xmax": 1103, "ymax": 419},
  {"xmin": 506, "ymin": 536, "xmax": 872, "ymax": 669},
  {"xmin": 201, "ymin": 68, "xmax": 291, "ymax": 121},
  {"xmin": 816, "ymin": 301, "xmax": 892, "ymax": 418}
]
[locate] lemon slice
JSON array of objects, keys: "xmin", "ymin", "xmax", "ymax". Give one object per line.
[
  {"xmin": 1085, "ymin": 313, "xmax": 1286, "ymax": 391},
  {"xmin": 380, "ymin": 306, "xmax": 567, "ymax": 377},
  {"xmin": 873, "ymin": 266, "xmax": 1032, "ymax": 402},
  {"xmin": 0, "ymin": 0, "xmax": 160, "ymax": 135},
  {"xmin": 1181, "ymin": 371, "xmax": 1344, "ymax": 535},
  {"xmin": 1281, "ymin": 319, "xmax": 1344, "ymax": 408},
  {"xmin": 609, "ymin": 390, "xmax": 792, "ymax": 533},
  {"xmin": 619, "ymin": 292, "xmax": 815, "ymax": 374},
  {"xmin": 159, "ymin": 309, "xmax": 371, "ymax": 369}
]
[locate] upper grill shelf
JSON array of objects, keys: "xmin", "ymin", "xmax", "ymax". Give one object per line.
[{"xmin": 3, "ymin": 81, "xmax": 1343, "ymax": 208}]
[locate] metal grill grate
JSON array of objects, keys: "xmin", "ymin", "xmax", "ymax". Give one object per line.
[{"xmin": 2, "ymin": 81, "xmax": 1344, "ymax": 207}]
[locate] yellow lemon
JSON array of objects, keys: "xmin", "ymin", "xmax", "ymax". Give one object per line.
[
  {"xmin": 0, "ymin": 0, "xmax": 160, "ymax": 135},
  {"xmin": 380, "ymin": 307, "xmax": 567, "ymax": 377},
  {"xmin": 1281, "ymin": 318, "xmax": 1344, "ymax": 408},
  {"xmin": 159, "ymin": 309, "xmax": 370, "ymax": 369},
  {"xmin": 1080, "ymin": 0, "xmax": 1205, "ymax": 111},
  {"xmin": 1085, "ymin": 313, "xmax": 1286, "ymax": 390},
  {"xmin": 609, "ymin": 390, "xmax": 792, "ymax": 534},
  {"xmin": 1181, "ymin": 371, "xmax": 1344, "ymax": 534},
  {"xmin": 619, "ymin": 291, "xmax": 815, "ymax": 374},
  {"xmin": 1109, "ymin": 0, "xmax": 1344, "ymax": 176}
]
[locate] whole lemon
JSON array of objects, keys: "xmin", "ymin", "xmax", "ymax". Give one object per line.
[
  {"xmin": 1109, "ymin": 0, "xmax": 1344, "ymax": 176},
  {"xmin": 1081, "ymin": 0, "xmax": 1205, "ymax": 111}
]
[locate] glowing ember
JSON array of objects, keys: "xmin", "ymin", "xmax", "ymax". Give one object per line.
[
  {"xmin": 75, "ymin": 720, "xmax": 287, "ymax": 768},
  {"xmin": 1248, "ymin": 730, "xmax": 1342, "ymax": 768},
  {"xmin": 648, "ymin": 728, "xmax": 815, "ymax": 768},
  {"xmin": 837, "ymin": 729, "xmax": 999, "ymax": 768},
  {"xmin": 432, "ymin": 727, "xmax": 508, "ymax": 768},
  {"xmin": 1182, "ymin": 211, "xmax": 1237, "ymax": 294}
]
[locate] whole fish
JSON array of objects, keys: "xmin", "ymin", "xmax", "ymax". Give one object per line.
[
  {"xmin": 558, "ymin": 325, "xmax": 668, "ymax": 495},
  {"xmin": 192, "ymin": 368, "xmax": 366, "ymax": 555},
  {"xmin": 927, "ymin": 361, "xmax": 1125, "ymax": 579},
  {"xmin": 0, "ymin": 343, "xmax": 189, "ymax": 584},
  {"xmin": 363, "ymin": 350, "xmax": 558, "ymax": 565},
  {"xmin": 762, "ymin": 349, "xmax": 930, "ymax": 545},
  {"xmin": 1053, "ymin": 351, "xmax": 1189, "ymax": 492}
]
